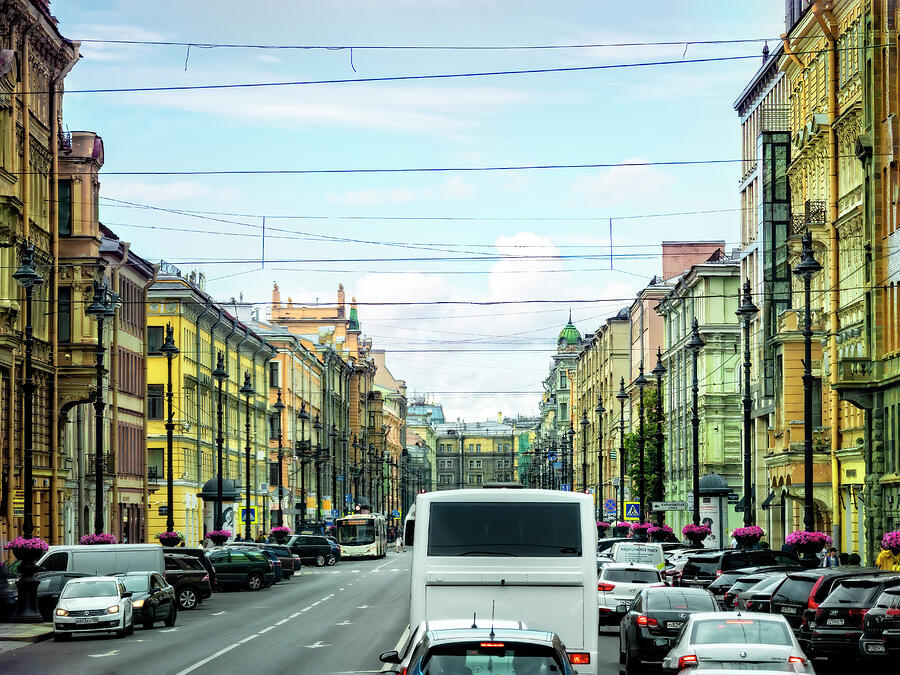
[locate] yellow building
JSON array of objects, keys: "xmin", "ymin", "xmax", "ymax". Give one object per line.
[
  {"xmin": 145, "ymin": 269, "xmax": 274, "ymax": 545},
  {"xmin": 433, "ymin": 420, "xmax": 516, "ymax": 490}
]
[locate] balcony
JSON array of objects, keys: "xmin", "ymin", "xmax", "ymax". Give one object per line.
[
  {"xmin": 834, "ymin": 357, "xmax": 881, "ymax": 388},
  {"xmin": 84, "ymin": 453, "xmax": 115, "ymax": 476}
]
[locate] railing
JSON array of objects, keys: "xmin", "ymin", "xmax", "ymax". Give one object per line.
[
  {"xmin": 84, "ymin": 453, "xmax": 115, "ymax": 475},
  {"xmin": 158, "ymin": 260, "xmax": 183, "ymax": 277},
  {"xmin": 148, "ymin": 466, "xmax": 160, "ymax": 483},
  {"xmin": 835, "ymin": 357, "xmax": 881, "ymax": 386},
  {"xmin": 759, "ymin": 105, "xmax": 790, "ymax": 133}
]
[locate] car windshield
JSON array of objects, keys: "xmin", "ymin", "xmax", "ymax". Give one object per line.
[
  {"xmin": 427, "ymin": 502, "xmax": 581, "ymax": 557},
  {"xmin": 772, "ymin": 577, "xmax": 815, "ymax": 604},
  {"xmin": 337, "ymin": 520, "xmax": 376, "ymax": 545},
  {"xmin": 423, "ymin": 642, "xmax": 562, "ymax": 674},
  {"xmin": 690, "ymin": 619, "xmax": 793, "ymax": 646},
  {"xmin": 647, "ymin": 592, "xmax": 716, "ymax": 611},
  {"xmin": 118, "ymin": 576, "xmax": 150, "ymax": 592},
  {"xmin": 603, "ymin": 569, "xmax": 660, "ymax": 583},
  {"xmin": 61, "ymin": 580, "xmax": 119, "ymax": 599},
  {"xmin": 822, "ymin": 581, "xmax": 884, "ymax": 606},
  {"xmin": 683, "ymin": 558, "xmax": 720, "ymax": 576}
]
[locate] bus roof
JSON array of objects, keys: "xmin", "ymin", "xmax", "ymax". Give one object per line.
[{"xmin": 417, "ymin": 488, "xmax": 593, "ymax": 505}]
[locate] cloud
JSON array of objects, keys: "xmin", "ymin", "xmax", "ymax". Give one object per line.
[
  {"xmin": 572, "ymin": 159, "xmax": 674, "ymax": 206},
  {"xmin": 74, "ymin": 24, "xmax": 165, "ymax": 63},
  {"xmin": 257, "ymin": 54, "xmax": 282, "ymax": 64}
]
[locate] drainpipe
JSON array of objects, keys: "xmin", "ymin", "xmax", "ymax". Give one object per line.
[
  {"xmin": 236, "ymin": 327, "xmax": 253, "ymax": 507},
  {"xmin": 813, "ymin": 0, "xmax": 842, "ymax": 547}
]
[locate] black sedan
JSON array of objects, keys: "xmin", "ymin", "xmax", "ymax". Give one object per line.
[
  {"xmin": 116, "ymin": 571, "xmax": 177, "ymax": 629},
  {"xmin": 1, "ymin": 571, "xmax": 92, "ymax": 621},
  {"xmin": 619, "ymin": 586, "xmax": 718, "ymax": 675}
]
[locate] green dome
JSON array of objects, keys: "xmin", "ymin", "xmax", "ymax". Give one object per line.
[
  {"xmin": 348, "ymin": 306, "xmax": 359, "ymax": 330},
  {"xmin": 558, "ymin": 311, "xmax": 581, "ymax": 345}
]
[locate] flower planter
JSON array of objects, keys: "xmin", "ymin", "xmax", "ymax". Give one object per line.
[
  {"xmin": 734, "ymin": 536, "xmax": 761, "ymax": 549},
  {"xmin": 79, "ymin": 533, "xmax": 117, "ymax": 545},
  {"xmin": 686, "ymin": 535, "xmax": 706, "ymax": 547},
  {"xmin": 208, "ymin": 534, "xmax": 228, "ymax": 545},
  {"xmin": 9, "ymin": 547, "xmax": 43, "ymax": 565},
  {"xmin": 159, "ymin": 535, "xmax": 181, "ymax": 547},
  {"xmin": 273, "ymin": 534, "xmax": 288, "ymax": 544}
]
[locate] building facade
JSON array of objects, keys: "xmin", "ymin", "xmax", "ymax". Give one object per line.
[{"xmin": 434, "ymin": 420, "xmax": 516, "ymax": 489}]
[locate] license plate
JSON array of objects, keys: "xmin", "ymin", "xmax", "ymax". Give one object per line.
[
  {"xmin": 780, "ymin": 606, "xmax": 798, "ymax": 614},
  {"xmin": 826, "ymin": 618, "xmax": 844, "ymax": 626},
  {"xmin": 75, "ymin": 618, "xmax": 97, "ymax": 624},
  {"xmin": 666, "ymin": 621, "xmax": 685, "ymax": 629},
  {"xmin": 866, "ymin": 643, "xmax": 886, "ymax": 654}
]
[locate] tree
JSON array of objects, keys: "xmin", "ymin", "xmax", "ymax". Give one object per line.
[{"xmin": 622, "ymin": 388, "xmax": 664, "ymax": 516}]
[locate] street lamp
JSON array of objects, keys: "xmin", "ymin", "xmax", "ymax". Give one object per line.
[
  {"xmin": 11, "ymin": 241, "xmax": 43, "ymax": 623},
  {"xmin": 212, "ymin": 352, "xmax": 228, "ymax": 530},
  {"xmin": 634, "ymin": 362, "xmax": 648, "ymax": 524},
  {"xmin": 296, "ymin": 402, "xmax": 309, "ymax": 528},
  {"xmin": 312, "ymin": 414, "xmax": 323, "ymax": 524},
  {"xmin": 239, "ymin": 372, "xmax": 254, "ymax": 540},
  {"xmin": 595, "ymin": 393, "xmax": 605, "ymax": 517},
  {"xmin": 351, "ymin": 434, "xmax": 359, "ymax": 507},
  {"xmin": 616, "ymin": 378, "xmax": 628, "ymax": 523},
  {"xmin": 580, "ymin": 409, "xmax": 589, "ymax": 493},
  {"xmin": 272, "ymin": 389, "xmax": 285, "ymax": 527},
  {"xmin": 736, "ymin": 279, "xmax": 759, "ymax": 527},
  {"xmin": 566, "ymin": 424, "xmax": 575, "ymax": 489},
  {"xmin": 687, "ymin": 318, "xmax": 705, "ymax": 526},
  {"xmin": 85, "ymin": 278, "xmax": 119, "ymax": 535},
  {"xmin": 793, "ymin": 231, "xmax": 822, "ymax": 532},
  {"xmin": 329, "ymin": 424, "xmax": 338, "ymax": 522},
  {"xmin": 159, "ymin": 324, "xmax": 179, "ymax": 534},
  {"xmin": 651, "ymin": 347, "xmax": 667, "ymax": 524}
]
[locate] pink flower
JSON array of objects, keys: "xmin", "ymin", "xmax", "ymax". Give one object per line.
[
  {"xmin": 270, "ymin": 526, "xmax": 292, "ymax": 535},
  {"xmin": 785, "ymin": 531, "xmax": 832, "ymax": 548},
  {"xmin": 5, "ymin": 537, "xmax": 49, "ymax": 552},
  {"xmin": 79, "ymin": 533, "xmax": 117, "ymax": 545},
  {"xmin": 208, "ymin": 530, "xmax": 232, "ymax": 539},
  {"xmin": 682, "ymin": 524, "xmax": 712, "ymax": 537}
]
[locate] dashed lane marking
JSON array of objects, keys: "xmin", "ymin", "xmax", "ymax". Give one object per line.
[
  {"xmin": 258, "ymin": 626, "xmax": 275, "ymax": 634},
  {"xmin": 239, "ymin": 635, "xmax": 258, "ymax": 644},
  {"xmin": 305, "ymin": 640, "xmax": 331, "ymax": 649},
  {"xmin": 88, "ymin": 650, "xmax": 119, "ymax": 658},
  {"xmin": 275, "ymin": 618, "xmax": 289, "ymax": 626},
  {"xmin": 289, "ymin": 611, "xmax": 301, "ymax": 618},
  {"xmin": 211, "ymin": 610, "xmax": 227, "ymax": 616}
]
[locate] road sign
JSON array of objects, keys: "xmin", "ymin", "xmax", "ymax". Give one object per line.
[
  {"xmin": 391, "ymin": 509, "xmax": 400, "ymax": 518},
  {"xmin": 604, "ymin": 499, "xmax": 616, "ymax": 515},
  {"xmin": 624, "ymin": 501, "xmax": 641, "ymax": 521},
  {"xmin": 548, "ymin": 452, "xmax": 556, "ymax": 461},
  {"xmin": 345, "ymin": 493, "xmax": 353, "ymax": 504},
  {"xmin": 239, "ymin": 507, "xmax": 257, "ymax": 523},
  {"xmin": 12, "ymin": 489, "xmax": 24, "ymax": 517},
  {"xmin": 561, "ymin": 484, "xmax": 570, "ymax": 492},
  {"xmin": 686, "ymin": 493, "xmax": 694, "ymax": 510},
  {"xmin": 336, "ymin": 475, "xmax": 344, "ymax": 482},
  {"xmin": 552, "ymin": 461, "xmax": 562, "ymax": 470},
  {"xmin": 651, "ymin": 500, "xmax": 688, "ymax": 511}
]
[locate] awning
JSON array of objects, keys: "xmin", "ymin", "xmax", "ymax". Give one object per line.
[
  {"xmin": 734, "ymin": 494, "xmax": 748, "ymax": 512},
  {"xmin": 760, "ymin": 491, "xmax": 777, "ymax": 509}
]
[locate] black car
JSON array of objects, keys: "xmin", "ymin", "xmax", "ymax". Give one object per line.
[
  {"xmin": 707, "ymin": 565, "xmax": 801, "ymax": 608},
  {"xmin": 164, "ymin": 553, "xmax": 212, "ymax": 610},
  {"xmin": 230, "ymin": 543, "xmax": 297, "ymax": 578},
  {"xmin": 770, "ymin": 567, "xmax": 883, "ymax": 633},
  {"xmin": 678, "ymin": 549, "xmax": 800, "ymax": 589},
  {"xmin": 619, "ymin": 586, "xmax": 718, "ymax": 675},
  {"xmin": 808, "ymin": 574, "xmax": 900, "ymax": 660},
  {"xmin": 206, "ymin": 548, "xmax": 274, "ymax": 591},
  {"xmin": 860, "ymin": 588, "xmax": 900, "ymax": 659},
  {"xmin": 286, "ymin": 534, "xmax": 336, "ymax": 567},
  {"xmin": 0, "ymin": 570, "xmax": 93, "ymax": 621},
  {"xmin": 163, "ymin": 547, "xmax": 217, "ymax": 589},
  {"xmin": 116, "ymin": 571, "xmax": 177, "ymax": 629}
]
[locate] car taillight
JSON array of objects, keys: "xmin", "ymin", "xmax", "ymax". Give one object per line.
[
  {"xmin": 715, "ymin": 570, "xmax": 723, "ymax": 577},
  {"xmin": 678, "ymin": 655, "xmax": 698, "ymax": 669},
  {"xmin": 788, "ymin": 656, "xmax": 806, "ymax": 664},
  {"xmin": 814, "ymin": 608, "xmax": 823, "ymax": 620},
  {"xmin": 598, "ymin": 582, "xmax": 616, "ymax": 592},
  {"xmin": 849, "ymin": 608, "xmax": 869, "ymax": 620},
  {"xmin": 636, "ymin": 615, "xmax": 659, "ymax": 627},
  {"xmin": 568, "ymin": 653, "xmax": 590, "ymax": 665},
  {"xmin": 201, "ymin": 573, "xmax": 209, "ymax": 582},
  {"xmin": 886, "ymin": 609, "xmax": 900, "ymax": 616}
]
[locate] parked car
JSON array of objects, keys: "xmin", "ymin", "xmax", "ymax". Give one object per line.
[
  {"xmin": 257, "ymin": 548, "xmax": 283, "ymax": 582},
  {"xmin": 718, "ymin": 570, "xmax": 790, "ymax": 610},
  {"xmin": 116, "ymin": 571, "xmax": 177, "ymax": 629},
  {"xmin": 286, "ymin": 534, "xmax": 337, "ymax": 567},
  {"xmin": 162, "ymin": 547, "xmax": 217, "ymax": 588},
  {"xmin": 206, "ymin": 548, "xmax": 274, "ymax": 591},
  {"xmin": 381, "ymin": 627, "xmax": 578, "ymax": 675},
  {"xmin": 660, "ymin": 612, "xmax": 812, "ymax": 673},
  {"xmin": 807, "ymin": 574, "xmax": 900, "ymax": 660},
  {"xmin": 736, "ymin": 573, "xmax": 788, "ymax": 612},
  {"xmin": 679, "ymin": 550, "xmax": 801, "ymax": 589},
  {"xmin": 229, "ymin": 543, "xmax": 295, "ymax": 579},
  {"xmin": 770, "ymin": 568, "xmax": 883, "ymax": 633},
  {"xmin": 52, "ymin": 576, "xmax": 134, "ymax": 641},
  {"xmin": 163, "ymin": 553, "xmax": 212, "ymax": 610},
  {"xmin": 0, "ymin": 568, "xmax": 92, "ymax": 621},
  {"xmin": 860, "ymin": 587, "xmax": 900, "ymax": 659},
  {"xmin": 598, "ymin": 562, "xmax": 665, "ymax": 624},
  {"xmin": 39, "ymin": 544, "xmax": 165, "ymax": 576},
  {"xmin": 618, "ymin": 586, "xmax": 717, "ymax": 674}
]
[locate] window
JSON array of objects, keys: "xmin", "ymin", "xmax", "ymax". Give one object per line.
[
  {"xmin": 269, "ymin": 413, "xmax": 280, "ymax": 440},
  {"xmin": 147, "ymin": 326, "xmax": 164, "ymax": 355},
  {"xmin": 467, "ymin": 460, "xmax": 482, "ymax": 469},
  {"xmin": 269, "ymin": 361, "xmax": 280, "ymax": 388},
  {"xmin": 269, "ymin": 463, "xmax": 279, "ymax": 486},
  {"xmin": 559, "ymin": 371, "xmax": 567, "ymax": 389},
  {"xmin": 559, "ymin": 402, "xmax": 567, "ymax": 421},
  {"xmin": 147, "ymin": 447, "xmax": 163, "ymax": 480},
  {"xmin": 439, "ymin": 474, "xmax": 453, "ymax": 485},
  {"xmin": 148, "ymin": 385, "xmax": 164, "ymax": 419},
  {"xmin": 58, "ymin": 179, "xmax": 72, "ymax": 236},
  {"xmin": 467, "ymin": 444, "xmax": 474, "ymax": 452},
  {"xmin": 475, "ymin": 444, "xmax": 481, "ymax": 453},
  {"xmin": 58, "ymin": 287, "xmax": 71, "ymax": 343},
  {"xmin": 467, "ymin": 474, "xmax": 483, "ymax": 485}
]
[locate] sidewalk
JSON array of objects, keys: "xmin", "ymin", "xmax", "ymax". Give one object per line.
[{"xmin": 0, "ymin": 623, "xmax": 53, "ymax": 644}]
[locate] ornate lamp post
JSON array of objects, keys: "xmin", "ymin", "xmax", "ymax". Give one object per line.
[
  {"xmin": 312, "ymin": 414, "xmax": 323, "ymax": 524},
  {"xmin": 11, "ymin": 242, "xmax": 43, "ymax": 622},
  {"xmin": 616, "ymin": 378, "xmax": 628, "ymax": 523},
  {"xmin": 687, "ymin": 319, "xmax": 705, "ymax": 526},
  {"xmin": 634, "ymin": 362, "xmax": 648, "ymax": 523},
  {"xmin": 567, "ymin": 424, "xmax": 575, "ymax": 489},
  {"xmin": 272, "ymin": 389, "xmax": 285, "ymax": 527},
  {"xmin": 651, "ymin": 348, "xmax": 667, "ymax": 524},
  {"xmin": 296, "ymin": 402, "xmax": 309, "ymax": 528},
  {"xmin": 85, "ymin": 278, "xmax": 119, "ymax": 535},
  {"xmin": 159, "ymin": 324, "xmax": 179, "ymax": 534},
  {"xmin": 212, "ymin": 352, "xmax": 228, "ymax": 530},
  {"xmin": 580, "ymin": 410, "xmax": 589, "ymax": 493},
  {"xmin": 793, "ymin": 231, "xmax": 822, "ymax": 532},
  {"xmin": 329, "ymin": 424, "xmax": 338, "ymax": 522},
  {"xmin": 239, "ymin": 373, "xmax": 254, "ymax": 540},
  {"xmin": 594, "ymin": 394, "xmax": 605, "ymax": 510},
  {"xmin": 736, "ymin": 279, "xmax": 760, "ymax": 527}
]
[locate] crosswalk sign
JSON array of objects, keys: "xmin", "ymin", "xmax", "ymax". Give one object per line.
[
  {"xmin": 624, "ymin": 501, "xmax": 641, "ymax": 521},
  {"xmin": 239, "ymin": 507, "xmax": 256, "ymax": 524}
]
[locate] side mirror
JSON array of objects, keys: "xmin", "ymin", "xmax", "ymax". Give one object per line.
[
  {"xmin": 379, "ymin": 650, "xmax": 401, "ymax": 664},
  {"xmin": 122, "ymin": 591, "xmax": 133, "ymax": 598},
  {"xmin": 616, "ymin": 604, "xmax": 628, "ymax": 613}
]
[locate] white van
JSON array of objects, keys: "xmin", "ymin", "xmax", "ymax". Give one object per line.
[
  {"xmin": 408, "ymin": 489, "xmax": 598, "ymax": 674},
  {"xmin": 38, "ymin": 544, "xmax": 165, "ymax": 576},
  {"xmin": 610, "ymin": 542, "xmax": 666, "ymax": 570}
]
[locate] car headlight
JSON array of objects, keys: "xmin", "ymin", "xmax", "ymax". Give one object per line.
[
  {"xmin": 55, "ymin": 608, "xmax": 69, "ymax": 617},
  {"xmin": 106, "ymin": 605, "xmax": 120, "ymax": 614},
  {"xmin": 132, "ymin": 599, "xmax": 144, "ymax": 608}
]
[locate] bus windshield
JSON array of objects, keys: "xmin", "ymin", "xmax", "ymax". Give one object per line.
[
  {"xmin": 337, "ymin": 520, "xmax": 376, "ymax": 545},
  {"xmin": 427, "ymin": 501, "xmax": 582, "ymax": 557}
]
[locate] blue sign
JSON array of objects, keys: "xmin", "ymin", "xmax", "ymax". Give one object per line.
[
  {"xmin": 561, "ymin": 484, "xmax": 570, "ymax": 492},
  {"xmin": 624, "ymin": 502, "xmax": 641, "ymax": 521},
  {"xmin": 239, "ymin": 507, "xmax": 256, "ymax": 523},
  {"xmin": 345, "ymin": 494, "xmax": 353, "ymax": 504},
  {"xmin": 552, "ymin": 461, "xmax": 562, "ymax": 470},
  {"xmin": 336, "ymin": 475, "xmax": 344, "ymax": 482},
  {"xmin": 604, "ymin": 499, "xmax": 616, "ymax": 515},
  {"xmin": 548, "ymin": 452, "xmax": 557, "ymax": 461},
  {"xmin": 391, "ymin": 509, "xmax": 400, "ymax": 517}
]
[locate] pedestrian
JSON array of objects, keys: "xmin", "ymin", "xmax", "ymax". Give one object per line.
[
  {"xmin": 848, "ymin": 553, "xmax": 861, "ymax": 565},
  {"xmin": 234, "ymin": 534, "xmax": 243, "ymax": 542},
  {"xmin": 822, "ymin": 547, "xmax": 841, "ymax": 567},
  {"xmin": 395, "ymin": 534, "xmax": 403, "ymax": 553},
  {"xmin": 876, "ymin": 545, "xmax": 900, "ymax": 570},
  {"xmin": 839, "ymin": 552, "xmax": 849, "ymax": 565}
]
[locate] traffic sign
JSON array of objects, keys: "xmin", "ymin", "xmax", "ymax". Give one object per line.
[
  {"xmin": 651, "ymin": 500, "xmax": 688, "ymax": 511},
  {"xmin": 391, "ymin": 509, "xmax": 400, "ymax": 518},
  {"xmin": 12, "ymin": 489, "xmax": 24, "ymax": 517},
  {"xmin": 552, "ymin": 461, "xmax": 562, "ymax": 470},
  {"xmin": 624, "ymin": 501, "xmax": 641, "ymax": 521},
  {"xmin": 548, "ymin": 452, "xmax": 557, "ymax": 461},
  {"xmin": 345, "ymin": 493, "xmax": 353, "ymax": 504},
  {"xmin": 604, "ymin": 499, "xmax": 616, "ymax": 515},
  {"xmin": 239, "ymin": 507, "xmax": 257, "ymax": 523},
  {"xmin": 336, "ymin": 475, "xmax": 344, "ymax": 482},
  {"xmin": 561, "ymin": 484, "xmax": 570, "ymax": 492}
]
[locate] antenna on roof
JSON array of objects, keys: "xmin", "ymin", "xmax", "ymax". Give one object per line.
[
  {"xmin": 490, "ymin": 600, "xmax": 496, "ymax": 640},
  {"xmin": 472, "ymin": 611, "xmax": 477, "ymax": 629}
]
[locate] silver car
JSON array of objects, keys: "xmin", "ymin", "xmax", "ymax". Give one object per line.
[
  {"xmin": 53, "ymin": 576, "xmax": 134, "ymax": 641},
  {"xmin": 661, "ymin": 612, "xmax": 813, "ymax": 674}
]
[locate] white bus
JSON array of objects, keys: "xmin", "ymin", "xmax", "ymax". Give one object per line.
[
  {"xmin": 403, "ymin": 502, "xmax": 416, "ymax": 548},
  {"xmin": 408, "ymin": 488, "xmax": 599, "ymax": 673},
  {"xmin": 334, "ymin": 513, "xmax": 387, "ymax": 559}
]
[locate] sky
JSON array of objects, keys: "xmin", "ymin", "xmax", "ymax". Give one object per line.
[{"xmin": 53, "ymin": 0, "xmax": 786, "ymax": 422}]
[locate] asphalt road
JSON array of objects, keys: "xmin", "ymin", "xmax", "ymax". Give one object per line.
[{"xmin": 0, "ymin": 551, "xmax": 411, "ymax": 675}]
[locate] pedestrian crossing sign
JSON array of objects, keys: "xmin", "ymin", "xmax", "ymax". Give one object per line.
[
  {"xmin": 624, "ymin": 501, "xmax": 641, "ymax": 521},
  {"xmin": 239, "ymin": 507, "xmax": 256, "ymax": 524}
]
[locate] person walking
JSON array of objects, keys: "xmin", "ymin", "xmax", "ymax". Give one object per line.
[
  {"xmin": 394, "ymin": 533, "xmax": 403, "ymax": 553},
  {"xmin": 822, "ymin": 547, "xmax": 841, "ymax": 567},
  {"xmin": 876, "ymin": 546, "xmax": 900, "ymax": 570}
]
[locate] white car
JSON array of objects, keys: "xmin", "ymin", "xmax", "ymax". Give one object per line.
[
  {"xmin": 661, "ymin": 612, "xmax": 813, "ymax": 673},
  {"xmin": 53, "ymin": 576, "xmax": 134, "ymax": 641},
  {"xmin": 598, "ymin": 562, "xmax": 665, "ymax": 623}
]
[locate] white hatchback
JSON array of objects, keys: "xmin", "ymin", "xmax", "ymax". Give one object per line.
[
  {"xmin": 598, "ymin": 563, "xmax": 665, "ymax": 623},
  {"xmin": 53, "ymin": 576, "xmax": 134, "ymax": 641}
]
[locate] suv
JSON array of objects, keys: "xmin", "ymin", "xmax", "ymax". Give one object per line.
[
  {"xmin": 770, "ymin": 568, "xmax": 883, "ymax": 632},
  {"xmin": 286, "ymin": 534, "xmax": 336, "ymax": 567},
  {"xmin": 206, "ymin": 548, "xmax": 275, "ymax": 591},
  {"xmin": 678, "ymin": 549, "xmax": 800, "ymax": 589},
  {"xmin": 598, "ymin": 562, "xmax": 665, "ymax": 624},
  {"xmin": 860, "ymin": 588, "xmax": 900, "ymax": 659},
  {"xmin": 163, "ymin": 553, "xmax": 212, "ymax": 610},
  {"xmin": 231, "ymin": 543, "xmax": 297, "ymax": 578},
  {"xmin": 808, "ymin": 574, "xmax": 900, "ymax": 659},
  {"xmin": 163, "ymin": 547, "xmax": 217, "ymax": 589}
]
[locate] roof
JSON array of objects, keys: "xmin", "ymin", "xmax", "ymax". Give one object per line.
[
  {"xmin": 557, "ymin": 310, "xmax": 581, "ymax": 346},
  {"xmin": 425, "ymin": 627, "xmax": 556, "ymax": 646}
]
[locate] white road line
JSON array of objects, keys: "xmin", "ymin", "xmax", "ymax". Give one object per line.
[
  {"xmin": 311, "ymin": 601, "xmax": 321, "ymax": 607},
  {"xmin": 339, "ymin": 587, "xmax": 345, "ymax": 591},
  {"xmin": 160, "ymin": 628, "xmax": 178, "ymax": 633},
  {"xmin": 88, "ymin": 650, "xmax": 119, "ymax": 658},
  {"xmin": 239, "ymin": 635, "xmax": 258, "ymax": 644},
  {"xmin": 211, "ymin": 610, "xmax": 227, "ymax": 616},
  {"xmin": 176, "ymin": 643, "xmax": 239, "ymax": 675},
  {"xmin": 275, "ymin": 618, "xmax": 289, "ymax": 626},
  {"xmin": 290, "ymin": 611, "xmax": 301, "ymax": 618},
  {"xmin": 258, "ymin": 626, "xmax": 275, "ymax": 634}
]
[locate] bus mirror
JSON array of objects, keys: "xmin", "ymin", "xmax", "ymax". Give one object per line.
[{"xmin": 379, "ymin": 650, "xmax": 401, "ymax": 664}]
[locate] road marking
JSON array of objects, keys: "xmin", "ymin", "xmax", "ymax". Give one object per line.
[
  {"xmin": 305, "ymin": 640, "xmax": 331, "ymax": 649},
  {"xmin": 275, "ymin": 618, "xmax": 289, "ymax": 626},
  {"xmin": 339, "ymin": 587, "xmax": 345, "ymax": 591},
  {"xmin": 356, "ymin": 605, "xmax": 370, "ymax": 609},
  {"xmin": 258, "ymin": 626, "xmax": 275, "ymax": 634},
  {"xmin": 211, "ymin": 610, "xmax": 227, "ymax": 616},
  {"xmin": 334, "ymin": 620, "xmax": 352, "ymax": 626},
  {"xmin": 161, "ymin": 628, "xmax": 178, "ymax": 633},
  {"xmin": 300, "ymin": 606, "xmax": 312, "ymax": 612},
  {"xmin": 351, "ymin": 570, "xmax": 361, "ymax": 573},
  {"xmin": 289, "ymin": 611, "xmax": 301, "ymax": 618},
  {"xmin": 311, "ymin": 601, "xmax": 321, "ymax": 607},
  {"xmin": 239, "ymin": 635, "xmax": 258, "ymax": 644},
  {"xmin": 389, "ymin": 568, "xmax": 399, "ymax": 572},
  {"xmin": 176, "ymin": 643, "xmax": 239, "ymax": 675},
  {"xmin": 88, "ymin": 650, "xmax": 119, "ymax": 658}
]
